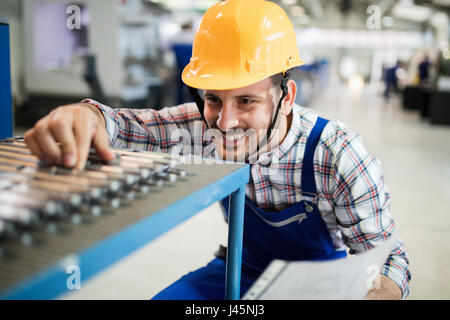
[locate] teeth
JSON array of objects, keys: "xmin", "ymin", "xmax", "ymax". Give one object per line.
[{"xmin": 224, "ymin": 135, "xmax": 244, "ymax": 141}]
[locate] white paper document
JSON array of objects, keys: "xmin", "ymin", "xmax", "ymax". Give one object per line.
[{"xmin": 242, "ymin": 234, "xmax": 398, "ymax": 300}]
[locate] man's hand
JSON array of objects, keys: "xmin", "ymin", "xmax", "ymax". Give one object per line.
[
  {"xmin": 24, "ymin": 103, "xmax": 115, "ymax": 169},
  {"xmin": 364, "ymin": 274, "xmax": 403, "ymax": 300}
]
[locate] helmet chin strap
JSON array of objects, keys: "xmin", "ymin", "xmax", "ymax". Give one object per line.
[
  {"xmin": 257, "ymin": 73, "xmax": 289, "ymax": 157},
  {"xmin": 187, "ymin": 73, "xmax": 289, "ymax": 164},
  {"xmin": 188, "ymin": 86, "xmax": 209, "ymax": 126}
]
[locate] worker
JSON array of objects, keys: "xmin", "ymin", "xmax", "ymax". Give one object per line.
[
  {"xmin": 23, "ymin": 0, "xmax": 410, "ymax": 299},
  {"xmin": 169, "ymin": 21, "xmax": 195, "ymax": 105},
  {"xmin": 383, "ymin": 60, "xmax": 401, "ymax": 100},
  {"xmin": 418, "ymin": 54, "xmax": 432, "ymax": 86}
]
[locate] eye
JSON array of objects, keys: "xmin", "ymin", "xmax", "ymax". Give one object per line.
[
  {"xmin": 239, "ymin": 98, "xmax": 254, "ymax": 105},
  {"xmin": 206, "ymin": 96, "xmax": 220, "ymax": 104}
]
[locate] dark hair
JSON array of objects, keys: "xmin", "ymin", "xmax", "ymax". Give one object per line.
[{"xmin": 270, "ymin": 70, "xmax": 291, "ymax": 95}]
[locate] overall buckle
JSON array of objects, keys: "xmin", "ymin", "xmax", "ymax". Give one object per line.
[{"xmin": 300, "ymin": 191, "xmax": 317, "ymax": 213}]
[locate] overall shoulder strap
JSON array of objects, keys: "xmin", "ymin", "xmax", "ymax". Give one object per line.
[{"xmin": 301, "ymin": 116, "xmax": 329, "ymax": 197}]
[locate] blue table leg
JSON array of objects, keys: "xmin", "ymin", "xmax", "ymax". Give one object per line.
[{"xmin": 225, "ymin": 186, "xmax": 245, "ymax": 300}]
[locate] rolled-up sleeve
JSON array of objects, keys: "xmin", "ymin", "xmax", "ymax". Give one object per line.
[
  {"xmin": 81, "ymin": 99, "xmax": 210, "ymax": 154},
  {"xmin": 82, "ymin": 99, "xmax": 121, "ymax": 145}
]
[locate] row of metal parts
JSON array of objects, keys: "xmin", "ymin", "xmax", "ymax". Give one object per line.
[{"xmin": 0, "ymin": 137, "xmax": 186, "ymax": 250}]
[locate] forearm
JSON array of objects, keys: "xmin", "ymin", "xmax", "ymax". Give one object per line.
[
  {"xmin": 81, "ymin": 99, "xmax": 207, "ymax": 153},
  {"xmin": 364, "ymin": 274, "xmax": 402, "ymax": 300},
  {"xmin": 81, "ymin": 99, "xmax": 153, "ymax": 149}
]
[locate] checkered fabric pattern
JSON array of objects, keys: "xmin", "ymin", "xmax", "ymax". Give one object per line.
[{"xmin": 82, "ymin": 98, "xmax": 411, "ymax": 298}]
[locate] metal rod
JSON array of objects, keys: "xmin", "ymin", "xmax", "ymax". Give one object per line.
[
  {"xmin": 225, "ymin": 186, "xmax": 246, "ymax": 300},
  {"xmin": 0, "ymin": 191, "xmax": 60, "ymax": 217}
]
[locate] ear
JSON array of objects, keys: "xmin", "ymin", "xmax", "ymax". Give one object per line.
[{"xmin": 280, "ymin": 79, "xmax": 297, "ymax": 116}]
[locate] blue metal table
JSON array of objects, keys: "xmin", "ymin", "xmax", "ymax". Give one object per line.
[{"xmin": 0, "ymin": 162, "xmax": 249, "ymax": 300}]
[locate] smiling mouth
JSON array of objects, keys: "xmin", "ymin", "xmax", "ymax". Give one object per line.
[{"xmin": 222, "ymin": 135, "xmax": 246, "ymax": 148}]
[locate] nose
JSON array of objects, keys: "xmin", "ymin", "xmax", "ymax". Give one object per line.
[{"xmin": 216, "ymin": 102, "xmax": 239, "ymax": 131}]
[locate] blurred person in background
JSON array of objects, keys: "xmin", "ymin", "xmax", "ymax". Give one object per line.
[
  {"xmin": 384, "ymin": 60, "xmax": 402, "ymax": 100},
  {"xmin": 418, "ymin": 54, "xmax": 432, "ymax": 87},
  {"xmin": 170, "ymin": 21, "xmax": 195, "ymax": 104}
]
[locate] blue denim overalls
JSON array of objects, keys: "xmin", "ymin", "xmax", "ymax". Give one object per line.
[{"xmin": 152, "ymin": 117, "xmax": 347, "ymax": 300}]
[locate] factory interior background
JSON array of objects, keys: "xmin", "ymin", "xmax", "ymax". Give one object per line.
[{"xmin": 1, "ymin": 0, "xmax": 449, "ymax": 299}]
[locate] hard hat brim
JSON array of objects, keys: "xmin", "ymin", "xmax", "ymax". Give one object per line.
[{"xmin": 182, "ymin": 59, "xmax": 305, "ymax": 91}]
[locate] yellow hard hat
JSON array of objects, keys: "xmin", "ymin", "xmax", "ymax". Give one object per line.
[{"xmin": 182, "ymin": 0, "xmax": 304, "ymax": 90}]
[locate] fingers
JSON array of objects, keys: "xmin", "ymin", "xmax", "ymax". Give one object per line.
[
  {"xmin": 48, "ymin": 109, "xmax": 77, "ymax": 167},
  {"xmin": 73, "ymin": 110, "xmax": 97, "ymax": 170},
  {"xmin": 24, "ymin": 129, "xmax": 45, "ymax": 162},
  {"xmin": 24, "ymin": 104, "xmax": 111, "ymax": 170},
  {"xmin": 91, "ymin": 123, "xmax": 115, "ymax": 162},
  {"xmin": 29, "ymin": 118, "xmax": 62, "ymax": 165}
]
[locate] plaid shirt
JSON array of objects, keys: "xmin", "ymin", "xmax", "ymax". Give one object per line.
[{"xmin": 83, "ymin": 98, "xmax": 411, "ymax": 298}]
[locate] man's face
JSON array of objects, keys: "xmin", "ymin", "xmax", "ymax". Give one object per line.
[{"xmin": 203, "ymin": 77, "xmax": 281, "ymax": 162}]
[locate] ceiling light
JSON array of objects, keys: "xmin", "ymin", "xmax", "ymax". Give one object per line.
[
  {"xmin": 382, "ymin": 16, "xmax": 394, "ymax": 27},
  {"xmin": 391, "ymin": 4, "xmax": 433, "ymax": 22},
  {"xmin": 282, "ymin": 0, "xmax": 298, "ymax": 5},
  {"xmin": 291, "ymin": 5, "xmax": 305, "ymax": 16}
]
